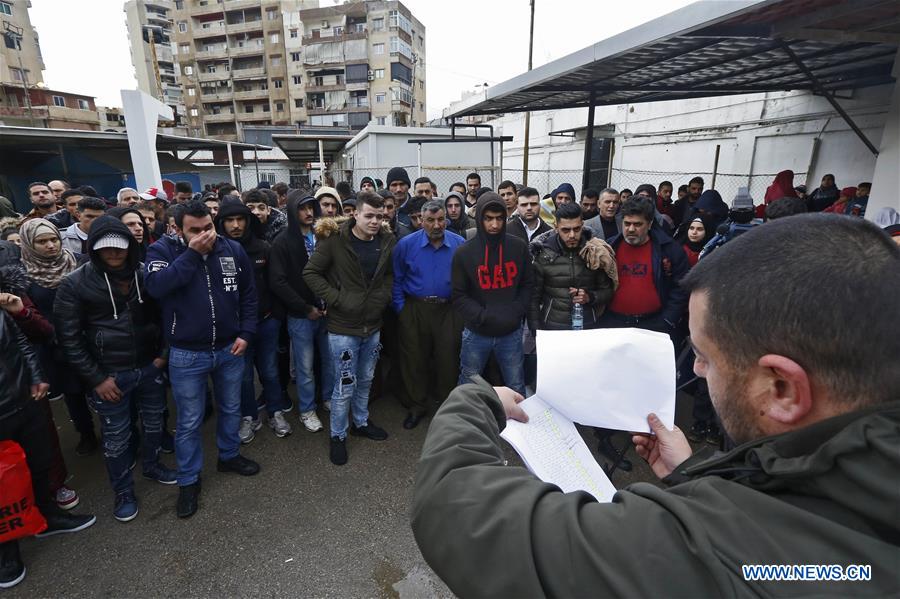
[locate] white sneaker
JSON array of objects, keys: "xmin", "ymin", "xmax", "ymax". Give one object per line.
[
  {"xmin": 239, "ymin": 416, "xmax": 261, "ymax": 444},
  {"xmin": 55, "ymin": 486, "xmax": 79, "ymax": 510},
  {"xmin": 299, "ymin": 410, "xmax": 323, "ymax": 433},
  {"xmin": 268, "ymin": 411, "xmax": 292, "ymax": 437}
]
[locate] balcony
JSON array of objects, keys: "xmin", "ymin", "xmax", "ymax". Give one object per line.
[
  {"xmin": 226, "ymin": 20, "xmax": 263, "ymax": 34},
  {"xmin": 201, "ymin": 89, "xmax": 234, "ymax": 102},
  {"xmin": 307, "ymin": 105, "xmax": 346, "ymax": 115},
  {"xmin": 302, "ymin": 30, "xmax": 367, "ymax": 44},
  {"xmin": 195, "ymin": 47, "xmax": 228, "ymax": 60},
  {"xmin": 305, "ymin": 82, "xmax": 345, "ymax": 93},
  {"xmin": 198, "ymin": 70, "xmax": 229, "ymax": 82},
  {"xmin": 203, "ymin": 112, "xmax": 236, "ymax": 123},
  {"xmin": 231, "ymin": 66, "xmax": 267, "ymax": 79},
  {"xmin": 229, "ymin": 44, "xmax": 265, "ymax": 58},
  {"xmin": 233, "ymin": 89, "xmax": 269, "ymax": 100},
  {"xmin": 194, "ymin": 23, "xmax": 226, "ymax": 38},
  {"xmin": 236, "ymin": 111, "xmax": 271, "ymax": 122},
  {"xmin": 222, "ymin": 0, "xmax": 262, "ymax": 11}
]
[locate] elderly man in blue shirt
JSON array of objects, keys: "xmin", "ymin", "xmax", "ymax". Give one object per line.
[{"xmin": 392, "ymin": 199, "xmax": 466, "ymax": 430}]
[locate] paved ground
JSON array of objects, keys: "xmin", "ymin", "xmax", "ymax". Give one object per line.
[{"xmin": 9, "ymin": 386, "xmax": 698, "ymax": 598}]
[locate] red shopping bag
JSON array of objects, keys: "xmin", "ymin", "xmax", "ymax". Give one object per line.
[{"xmin": 0, "ymin": 440, "xmax": 48, "ymax": 542}]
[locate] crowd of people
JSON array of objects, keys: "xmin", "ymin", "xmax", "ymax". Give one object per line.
[{"xmin": 0, "ymin": 168, "xmax": 897, "ymax": 589}]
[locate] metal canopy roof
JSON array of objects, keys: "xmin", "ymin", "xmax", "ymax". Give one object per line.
[
  {"xmin": 447, "ymin": 0, "xmax": 900, "ymax": 117},
  {"xmin": 272, "ymin": 132, "xmax": 354, "ymax": 163}
]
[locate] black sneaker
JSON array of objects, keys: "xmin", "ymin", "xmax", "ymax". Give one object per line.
[
  {"xmin": 687, "ymin": 421, "xmax": 709, "ymax": 443},
  {"xmin": 176, "ymin": 482, "xmax": 201, "ymax": 519},
  {"xmin": 0, "ymin": 543, "xmax": 25, "ymax": 589},
  {"xmin": 216, "ymin": 455, "xmax": 260, "ymax": 476},
  {"xmin": 75, "ymin": 432, "xmax": 98, "ymax": 456},
  {"xmin": 330, "ymin": 436, "xmax": 347, "ymax": 465},
  {"xmin": 349, "ymin": 420, "xmax": 388, "ymax": 441},
  {"xmin": 35, "ymin": 513, "xmax": 97, "ymax": 538}
]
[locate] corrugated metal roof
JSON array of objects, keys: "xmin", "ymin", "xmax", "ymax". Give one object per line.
[{"xmin": 448, "ymin": 0, "xmax": 899, "ymax": 117}]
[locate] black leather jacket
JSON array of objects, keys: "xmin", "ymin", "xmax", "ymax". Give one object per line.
[
  {"xmin": 53, "ymin": 262, "xmax": 164, "ymax": 389},
  {"xmin": 0, "ymin": 312, "xmax": 45, "ymax": 421}
]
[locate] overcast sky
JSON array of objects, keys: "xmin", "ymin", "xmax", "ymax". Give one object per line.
[{"xmin": 29, "ymin": 0, "xmax": 695, "ymax": 120}]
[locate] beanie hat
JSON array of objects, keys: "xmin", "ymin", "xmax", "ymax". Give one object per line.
[
  {"xmin": 360, "ymin": 176, "xmax": 376, "ymax": 188},
  {"xmin": 386, "ymin": 167, "xmax": 411, "ymax": 188},
  {"xmin": 731, "ymin": 187, "xmax": 754, "ymax": 210},
  {"xmin": 315, "ymin": 186, "xmax": 343, "ymax": 209}
]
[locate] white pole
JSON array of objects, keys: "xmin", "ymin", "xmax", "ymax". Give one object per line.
[
  {"xmin": 417, "ymin": 143, "xmax": 422, "ymax": 179},
  {"xmin": 226, "ymin": 141, "xmax": 236, "ymax": 186},
  {"xmin": 318, "ymin": 139, "xmax": 325, "ymax": 185}
]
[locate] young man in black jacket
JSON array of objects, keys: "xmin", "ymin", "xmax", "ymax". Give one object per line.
[
  {"xmin": 269, "ymin": 192, "xmax": 331, "ymax": 434},
  {"xmin": 216, "ymin": 198, "xmax": 291, "ymax": 442},
  {"xmin": 54, "ymin": 216, "xmax": 176, "ymax": 522},
  {"xmin": 451, "ymin": 192, "xmax": 533, "ymax": 395}
]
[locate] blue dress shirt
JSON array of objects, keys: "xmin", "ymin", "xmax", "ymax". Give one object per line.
[{"xmin": 391, "ymin": 228, "xmax": 465, "ymax": 312}]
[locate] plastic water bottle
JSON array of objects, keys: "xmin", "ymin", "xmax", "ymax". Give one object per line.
[{"xmin": 571, "ymin": 303, "xmax": 583, "ymax": 331}]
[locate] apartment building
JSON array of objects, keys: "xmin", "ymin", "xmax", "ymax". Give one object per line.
[
  {"xmin": 170, "ymin": 0, "xmax": 425, "ymax": 141},
  {"xmin": 0, "ymin": 83, "xmax": 100, "ymax": 129},
  {"xmin": 291, "ymin": 0, "xmax": 426, "ymax": 131},
  {"xmin": 0, "ymin": 0, "xmax": 44, "ymax": 87},
  {"xmin": 124, "ymin": 0, "xmax": 185, "ymax": 120}
]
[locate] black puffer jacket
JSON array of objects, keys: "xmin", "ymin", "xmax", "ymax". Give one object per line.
[
  {"xmin": 53, "ymin": 216, "xmax": 164, "ymax": 389},
  {"xmin": 528, "ymin": 230, "xmax": 614, "ymax": 330},
  {"xmin": 0, "ymin": 311, "xmax": 45, "ymax": 420}
]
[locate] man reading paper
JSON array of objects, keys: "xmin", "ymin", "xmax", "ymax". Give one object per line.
[{"xmin": 411, "ymin": 214, "xmax": 900, "ymax": 597}]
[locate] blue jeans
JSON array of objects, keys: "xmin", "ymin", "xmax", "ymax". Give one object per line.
[
  {"xmin": 458, "ymin": 327, "xmax": 525, "ymax": 395},
  {"xmin": 90, "ymin": 364, "xmax": 166, "ymax": 494},
  {"xmin": 241, "ymin": 317, "xmax": 286, "ymax": 419},
  {"xmin": 168, "ymin": 345, "xmax": 245, "ymax": 486},
  {"xmin": 287, "ymin": 316, "xmax": 334, "ymax": 413},
  {"xmin": 328, "ymin": 332, "xmax": 381, "ymax": 440}
]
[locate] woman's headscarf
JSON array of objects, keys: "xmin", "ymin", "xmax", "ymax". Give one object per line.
[
  {"xmin": 764, "ymin": 170, "xmax": 799, "ymax": 203},
  {"xmin": 872, "ymin": 207, "xmax": 900, "ymax": 228},
  {"xmin": 19, "ymin": 218, "xmax": 77, "ymax": 289},
  {"xmin": 0, "ymin": 196, "xmax": 18, "ymax": 219}
]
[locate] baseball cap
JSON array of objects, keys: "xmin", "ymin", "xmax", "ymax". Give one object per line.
[
  {"xmin": 139, "ymin": 187, "xmax": 169, "ymax": 204},
  {"xmin": 92, "ymin": 232, "xmax": 131, "ymax": 251}
]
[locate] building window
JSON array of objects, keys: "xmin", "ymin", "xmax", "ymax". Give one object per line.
[
  {"xmin": 0, "ymin": 2, "xmax": 12, "ymax": 15},
  {"xmin": 374, "ymin": 68, "xmax": 384, "ymax": 79},
  {"xmin": 187, "ymin": 88, "xmax": 195, "ymax": 96},
  {"xmin": 292, "ymin": 75, "xmax": 301, "ymax": 85},
  {"xmin": 245, "ymin": 105, "xmax": 254, "ymax": 113},
  {"xmin": 294, "ymin": 98, "xmax": 303, "ymax": 108},
  {"xmin": 175, "ymin": 0, "xmax": 184, "ymax": 9},
  {"xmin": 266, "ymin": 8, "xmax": 278, "ymax": 20},
  {"xmin": 178, "ymin": 21, "xmax": 187, "ymax": 33},
  {"xmin": 77, "ymin": 99, "xmax": 89, "ymax": 110},
  {"xmin": 376, "ymin": 92, "xmax": 385, "ymax": 104},
  {"xmin": 290, "ymin": 51, "xmax": 300, "ymax": 62},
  {"xmin": 373, "ymin": 43, "xmax": 384, "ymax": 55},
  {"xmin": 262, "ymin": 103, "xmax": 270, "ymax": 112},
  {"xmin": 333, "ymin": 26, "xmax": 343, "ymax": 36},
  {"xmin": 271, "ymin": 55, "xmax": 282, "ymax": 66},
  {"xmin": 179, "ymin": 43, "xmax": 189, "ymax": 53},
  {"xmin": 270, "ymin": 33, "xmax": 279, "ymax": 43},
  {"xmin": 371, "ymin": 17, "xmax": 384, "ymax": 31},
  {"xmin": 273, "ymin": 79, "xmax": 283, "ymax": 88},
  {"xmin": 206, "ymin": 65, "xmax": 216, "ymax": 73},
  {"xmin": 275, "ymin": 101, "xmax": 284, "ymax": 112},
  {"xmin": 52, "ymin": 96, "xmax": 66, "ymax": 107},
  {"xmin": 9, "ymin": 68, "xmax": 23, "ymax": 81},
  {"xmin": 376, "ymin": 116, "xmax": 386, "ymax": 125},
  {"xmin": 184, "ymin": 65, "xmax": 193, "ymax": 75},
  {"xmin": 190, "ymin": 108, "xmax": 199, "ymax": 117},
  {"xmin": 418, "ymin": 35, "xmax": 424, "ymax": 47}
]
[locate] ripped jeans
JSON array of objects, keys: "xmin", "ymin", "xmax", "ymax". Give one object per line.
[
  {"xmin": 90, "ymin": 363, "xmax": 166, "ymax": 494},
  {"xmin": 327, "ymin": 332, "xmax": 381, "ymax": 440}
]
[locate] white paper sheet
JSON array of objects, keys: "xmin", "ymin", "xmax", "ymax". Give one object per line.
[
  {"xmin": 535, "ymin": 328, "xmax": 676, "ymax": 432},
  {"xmin": 501, "ymin": 396, "xmax": 617, "ymax": 503}
]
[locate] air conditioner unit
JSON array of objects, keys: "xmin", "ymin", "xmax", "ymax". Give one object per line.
[
  {"xmin": 367, "ymin": 70, "xmax": 375, "ymax": 81},
  {"xmin": 321, "ymin": 20, "xmax": 329, "ymax": 28}
]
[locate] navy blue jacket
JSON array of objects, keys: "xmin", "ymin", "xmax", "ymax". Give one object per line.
[
  {"xmin": 144, "ymin": 234, "xmax": 257, "ymax": 351},
  {"xmin": 608, "ymin": 228, "xmax": 689, "ymax": 329}
]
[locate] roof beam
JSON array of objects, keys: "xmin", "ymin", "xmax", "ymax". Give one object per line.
[
  {"xmin": 772, "ymin": 0, "xmax": 898, "ymax": 35},
  {"xmin": 684, "ymin": 24, "xmax": 773, "ymax": 38},
  {"xmin": 781, "ymin": 42, "xmax": 879, "ymax": 155},
  {"xmin": 783, "ymin": 28, "xmax": 900, "ymax": 44}
]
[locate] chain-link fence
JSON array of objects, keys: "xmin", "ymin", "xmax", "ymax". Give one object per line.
[{"xmin": 609, "ymin": 168, "xmax": 807, "ymax": 204}]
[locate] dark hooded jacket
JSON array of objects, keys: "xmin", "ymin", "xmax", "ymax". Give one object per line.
[
  {"xmin": 808, "ymin": 178, "xmax": 840, "ymax": 212},
  {"xmin": 0, "ymin": 310, "xmax": 46, "ymax": 421},
  {"xmin": 302, "ymin": 215, "xmax": 396, "ymax": 337},
  {"xmin": 444, "ymin": 192, "xmax": 470, "ymax": 237},
  {"xmin": 677, "ymin": 190, "xmax": 728, "ymax": 238},
  {"xmin": 53, "ymin": 216, "xmax": 164, "ymax": 389},
  {"xmin": 451, "ymin": 192, "xmax": 533, "ymax": 337},
  {"xmin": 412, "ymin": 378, "xmax": 900, "ymax": 598},
  {"xmin": 269, "ymin": 193, "xmax": 323, "ymax": 319},
  {"xmin": 216, "ymin": 197, "xmax": 273, "ymax": 321}
]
